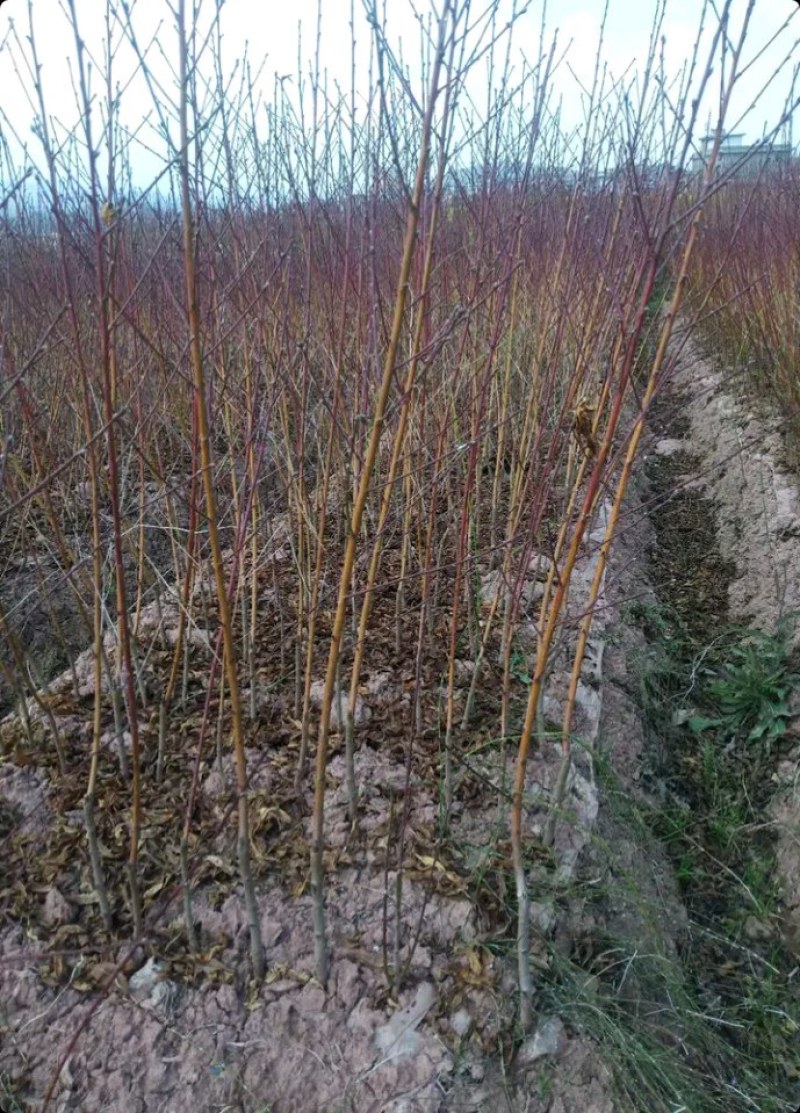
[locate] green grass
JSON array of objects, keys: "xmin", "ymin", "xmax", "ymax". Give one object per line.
[
  {"xmin": 0, "ymin": 1074, "xmax": 26, "ymax": 1113},
  {"xmin": 545, "ymin": 759, "xmax": 800, "ymax": 1113},
  {"xmin": 540, "ymin": 937, "xmax": 800, "ymax": 1113},
  {"xmin": 616, "ymin": 602, "xmax": 800, "ymax": 1109}
]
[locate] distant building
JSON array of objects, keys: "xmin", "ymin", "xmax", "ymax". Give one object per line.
[{"xmin": 690, "ymin": 132, "xmax": 793, "ymax": 179}]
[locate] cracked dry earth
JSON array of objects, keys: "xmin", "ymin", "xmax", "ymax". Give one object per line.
[{"xmin": 1, "ymin": 334, "xmax": 800, "ymax": 1113}]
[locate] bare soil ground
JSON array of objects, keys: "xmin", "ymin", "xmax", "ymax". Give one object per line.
[{"xmin": 0, "ymin": 502, "xmax": 613, "ymax": 1112}]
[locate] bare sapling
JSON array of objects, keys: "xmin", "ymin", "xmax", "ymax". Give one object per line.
[
  {"xmin": 309, "ymin": 2, "xmax": 450, "ymax": 985},
  {"xmin": 510, "ymin": 0, "xmax": 757, "ymax": 1031},
  {"xmin": 176, "ymin": 0, "xmax": 265, "ymax": 980}
]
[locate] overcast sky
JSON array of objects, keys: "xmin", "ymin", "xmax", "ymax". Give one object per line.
[{"xmin": 1, "ymin": 0, "xmax": 798, "ymax": 189}]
